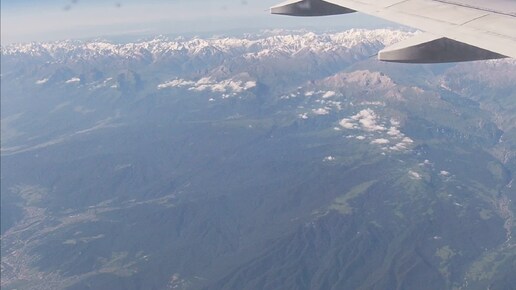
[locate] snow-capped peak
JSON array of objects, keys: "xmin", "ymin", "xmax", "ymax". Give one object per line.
[{"xmin": 2, "ymin": 29, "xmax": 415, "ymax": 63}]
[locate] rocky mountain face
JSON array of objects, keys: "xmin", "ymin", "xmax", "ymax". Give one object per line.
[{"xmin": 1, "ymin": 29, "xmax": 515, "ymax": 290}]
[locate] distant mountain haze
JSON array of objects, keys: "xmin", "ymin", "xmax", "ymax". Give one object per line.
[{"xmin": 0, "ymin": 0, "xmax": 391, "ymax": 44}]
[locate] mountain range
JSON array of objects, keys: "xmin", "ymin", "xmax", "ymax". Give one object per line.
[{"xmin": 1, "ymin": 29, "xmax": 515, "ymax": 290}]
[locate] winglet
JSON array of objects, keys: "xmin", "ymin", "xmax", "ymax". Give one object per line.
[{"xmin": 379, "ymin": 33, "xmax": 506, "ymax": 63}]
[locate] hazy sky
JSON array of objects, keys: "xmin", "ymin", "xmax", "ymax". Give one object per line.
[{"xmin": 1, "ymin": 0, "xmax": 395, "ymax": 43}]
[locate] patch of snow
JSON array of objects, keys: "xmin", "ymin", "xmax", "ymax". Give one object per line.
[
  {"xmin": 35, "ymin": 78, "xmax": 48, "ymax": 85},
  {"xmin": 323, "ymin": 156, "xmax": 336, "ymax": 162},
  {"xmin": 408, "ymin": 170, "xmax": 422, "ymax": 180},
  {"xmin": 439, "ymin": 171, "xmax": 450, "ymax": 176},
  {"xmin": 65, "ymin": 77, "xmax": 81, "ymax": 84}
]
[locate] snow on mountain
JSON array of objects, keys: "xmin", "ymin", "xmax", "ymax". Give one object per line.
[
  {"xmin": 1, "ymin": 29, "xmax": 414, "ymax": 62},
  {"xmin": 65, "ymin": 77, "xmax": 81, "ymax": 84},
  {"xmin": 439, "ymin": 170, "xmax": 451, "ymax": 177},
  {"xmin": 408, "ymin": 170, "xmax": 423, "ymax": 180},
  {"xmin": 2, "ymin": 29, "xmax": 417, "ymax": 97},
  {"xmin": 35, "ymin": 78, "xmax": 49, "ymax": 85}
]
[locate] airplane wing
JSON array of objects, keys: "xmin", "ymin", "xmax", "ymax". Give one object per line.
[{"xmin": 270, "ymin": 0, "xmax": 516, "ymax": 63}]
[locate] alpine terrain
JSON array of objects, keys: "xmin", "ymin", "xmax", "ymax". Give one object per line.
[{"xmin": 1, "ymin": 29, "xmax": 516, "ymax": 290}]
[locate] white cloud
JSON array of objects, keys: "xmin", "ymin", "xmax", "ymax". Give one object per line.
[
  {"xmin": 211, "ymin": 83, "xmax": 227, "ymax": 92},
  {"xmin": 359, "ymin": 101, "xmax": 385, "ymax": 106},
  {"xmin": 387, "ymin": 126, "xmax": 402, "ymax": 137},
  {"xmin": 337, "ymin": 109, "xmax": 413, "ymax": 152},
  {"xmin": 157, "ymin": 79, "xmax": 195, "ymax": 89},
  {"xmin": 389, "ymin": 143, "xmax": 408, "ymax": 151},
  {"xmin": 299, "ymin": 113, "xmax": 308, "ymax": 119},
  {"xmin": 402, "ymin": 137, "xmax": 413, "ymax": 144},
  {"xmin": 321, "ymin": 91, "xmax": 336, "ymax": 98},
  {"xmin": 389, "ymin": 136, "xmax": 414, "ymax": 151},
  {"xmin": 244, "ymin": 81, "xmax": 257, "ymax": 90},
  {"xmin": 390, "ymin": 119, "xmax": 401, "ymax": 126},
  {"xmin": 197, "ymin": 77, "xmax": 211, "ymax": 85},
  {"xmin": 371, "ymin": 138, "xmax": 390, "ymax": 145},
  {"xmin": 339, "ymin": 118, "xmax": 356, "ymax": 129},
  {"xmin": 326, "ymin": 100, "xmax": 342, "ymax": 110},
  {"xmin": 158, "ymin": 77, "xmax": 256, "ymax": 94},
  {"xmin": 323, "ymin": 156, "xmax": 335, "ymax": 161},
  {"xmin": 312, "ymin": 108, "xmax": 330, "ymax": 115},
  {"xmin": 191, "ymin": 84, "xmax": 210, "ymax": 92},
  {"xmin": 360, "ymin": 118, "xmax": 385, "ymax": 132},
  {"xmin": 351, "ymin": 109, "xmax": 386, "ymax": 132}
]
